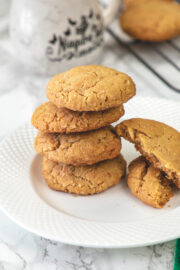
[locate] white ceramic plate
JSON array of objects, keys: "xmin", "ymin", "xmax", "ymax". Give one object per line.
[{"xmin": 0, "ymin": 96, "xmax": 180, "ymax": 248}]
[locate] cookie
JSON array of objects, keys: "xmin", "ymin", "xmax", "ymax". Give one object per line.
[
  {"xmin": 124, "ymin": 0, "xmax": 172, "ymax": 9},
  {"xmin": 34, "ymin": 126, "xmax": 121, "ymax": 166},
  {"xmin": 31, "ymin": 102, "xmax": 125, "ymax": 133},
  {"xmin": 46, "ymin": 65, "xmax": 136, "ymax": 111},
  {"xmin": 116, "ymin": 118, "xmax": 180, "ymax": 187},
  {"xmin": 128, "ymin": 156, "xmax": 173, "ymax": 208},
  {"xmin": 120, "ymin": 1, "xmax": 180, "ymax": 41},
  {"xmin": 42, "ymin": 154, "xmax": 126, "ymax": 195}
]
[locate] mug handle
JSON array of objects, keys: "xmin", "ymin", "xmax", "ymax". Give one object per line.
[{"xmin": 102, "ymin": 0, "xmax": 122, "ymax": 28}]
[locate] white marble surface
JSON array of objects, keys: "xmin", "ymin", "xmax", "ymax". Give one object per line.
[{"xmin": 0, "ymin": 18, "xmax": 180, "ymax": 269}]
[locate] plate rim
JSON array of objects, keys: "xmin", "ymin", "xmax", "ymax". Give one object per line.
[{"xmin": 0, "ymin": 205, "xmax": 179, "ymax": 249}]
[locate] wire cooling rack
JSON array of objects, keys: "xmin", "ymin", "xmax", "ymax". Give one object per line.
[
  {"xmin": 100, "ymin": 0, "xmax": 180, "ymax": 94},
  {"xmin": 107, "ymin": 27, "xmax": 180, "ymax": 93}
]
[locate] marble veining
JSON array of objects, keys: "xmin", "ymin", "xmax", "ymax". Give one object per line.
[{"xmin": 0, "ymin": 210, "xmax": 176, "ymax": 270}]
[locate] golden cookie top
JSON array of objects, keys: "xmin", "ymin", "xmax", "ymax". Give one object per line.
[{"xmin": 46, "ymin": 65, "xmax": 136, "ymax": 111}]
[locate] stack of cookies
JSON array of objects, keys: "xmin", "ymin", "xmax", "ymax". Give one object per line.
[{"xmin": 32, "ymin": 65, "xmax": 136, "ymax": 195}]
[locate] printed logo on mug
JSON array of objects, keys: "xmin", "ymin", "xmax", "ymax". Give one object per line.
[
  {"xmin": 46, "ymin": 10, "xmax": 103, "ymax": 63},
  {"xmin": 10, "ymin": 0, "xmax": 120, "ymax": 75}
]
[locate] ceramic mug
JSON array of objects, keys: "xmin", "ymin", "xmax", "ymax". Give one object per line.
[{"xmin": 10, "ymin": 0, "xmax": 121, "ymax": 76}]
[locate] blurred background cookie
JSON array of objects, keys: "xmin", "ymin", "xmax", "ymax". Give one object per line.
[
  {"xmin": 123, "ymin": 0, "xmax": 173, "ymax": 9},
  {"xmin": 120, "ymin": 0, "xmax": 180, "ymax": 41}
]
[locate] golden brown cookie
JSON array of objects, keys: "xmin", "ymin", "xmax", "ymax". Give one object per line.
[
  {"xmin": 46, "ymin": 65, "xmax": 136, "ymax": 111},
  {"xmin": 34, "ymin": 126, "xmax": 121, "ymax": 166},
  {"xmin": 120, "ymin": 1, "xmax": 180, "ymax": 41},
  {"xmin": 128, "ymin": 156, "xmax": 173, "ymax": 208},
  {"xmin": 124, "ymin": 0, "xmax": 172, "ymax": 9},
  {"xmin": 31, "ymin": 102, "xmax": 125, "ymax": 133},
  {"xmin": 42, "ymin": 154, "xmax": 126, "ymax": 195},
  {"xmin": 116, "ymin": 118, "xmax": 180, "ymax": 187}
]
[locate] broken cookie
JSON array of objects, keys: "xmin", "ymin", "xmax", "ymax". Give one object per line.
[
  {"xmin": 116, "ymin": 118, "xmax": 180, "ymax": 188},
  {"xmin": 128, "ymin": 156, "xmax": 173, "ymax": 208}
]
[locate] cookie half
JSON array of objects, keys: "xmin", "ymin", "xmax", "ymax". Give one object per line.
[
  {"xmin": 42, "ymin": 154, "xmax": 126, "ymax": 195},
  {"xmin": 46, "ymin": 65, "xmax": 136, "ymax": 111},
  {"xmin": 120, "ymin": 0, "xmax": 180, "ymax": 41},
  {"xmin": 116, "ymin": 118, "xmax": 180, "ymax": 187},
  {"xmin": 34, "ymin": 126, "xmax": 121, "ymax": 166},
  {"xmin": 128, "ymin": 156, "xmax": 173, "ymax": 208},
  {"xmin": 32, "ymin": 102, "xmax": 124, "ymax": 133}
]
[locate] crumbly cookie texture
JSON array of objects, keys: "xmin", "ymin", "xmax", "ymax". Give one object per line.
[
  {"xmin": 34, "ymin": 126, "xmax": 121, "ymax": 166},
  {"xmin": 116, "ymin": 118, "xmax": 180, "ymax": 187},
  {"xmin": 120, "ymin": 0, "xmax": 180, "ymax": 41},
  {"xmin": 46, "ymin": 65, "xmax": 136, "ymax": 111},
  {"xmin": 128, "ymin": 156, "xmax": 173, "ymax": 208},
  {"xmin": 31, "ymin": 102, "xmax": 125, "ymax": 133},
  {"xmin": 42, "ymin": 154, "xmax": 126, "ymax": 195},
  {"xmin": 123, "ymin": 0, "xmax": 172, "ymax": 9}
]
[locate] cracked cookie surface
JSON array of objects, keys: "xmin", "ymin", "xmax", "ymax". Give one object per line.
[
  {"xmin": 128, "ymin": 156, "xmax": 173, "ymax": 208},
  {"xmin": 116, "ymin": 118, "xmax": 180, "ymax": 187},
  {"xmin": 31, "ymin": 102, "xmax": 124, "ymax": 133},
  {"xmin": 34, "ymin": 126, "xmax": 121, "ymax": 166},
  {"xmin": 42, "ymin": 154, "xmax": 126, "ymax": 195},
  {"xmin": 46, "ymin": 65, "xmax": 136, "ymax": 111},
  {"xmin": 120, "ymin": 0, "xmax": 180, "ymax": 41}
]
